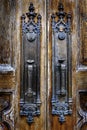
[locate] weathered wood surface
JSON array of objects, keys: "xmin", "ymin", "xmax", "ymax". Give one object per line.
[
  {"xmin": 16, "ymin": 0, "xmax": 47, "ymax": 130},
  {"xmin": 0, "ymin": 0, "xmax": 47, "ymax": 130},
  {"xmin": 48, "ymin": 0, "xmax": 74, "ymax": 130},
  {"xmin": 0, "ymin": 0, "xmax": 87, "ymax": 130},
  {"xmin": 46, "ymin": 0, "xmax": 87, "ymax": 129}
]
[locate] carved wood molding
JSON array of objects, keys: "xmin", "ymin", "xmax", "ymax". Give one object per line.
[
  {"xmin": 0, "ymin": 90, "xmax": 14, "ymax": 130},
  {"xmin": 77, "ymin": 90, "xmax": 87, "ymax": 130}
]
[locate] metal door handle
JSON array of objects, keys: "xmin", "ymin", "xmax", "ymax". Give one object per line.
[
  {"xmin": 20, "ymin": 3, "xmax": 41, "ymax": 124},
  {"xmin": 51, "ymin": 2, "xmax": 72, "ymax": 123}
]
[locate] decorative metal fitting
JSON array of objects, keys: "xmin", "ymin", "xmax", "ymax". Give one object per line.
[
  {"xmin": 20, "ymin": 3, "xmax": 41, "ymax": 124},
  {"xmin": 51, "ymin": 2, "xmax": 72, "ymax": 123}
]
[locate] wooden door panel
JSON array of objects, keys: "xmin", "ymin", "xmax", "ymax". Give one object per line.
[
  {"xmin": 18, "ymin": 0, "xmax": 47, "ymax": 130},
  {"xmin": 48, "ymin": 0, "xmax": 74, "ymax": 130},
  {"xmin": 76, "ymin": 0, "xmax": 87, "ymax": 129},
  {"xmin": 0, "ymin": 0, "xmax": 87, "ymax": 130},
  {"xmin": 47, "ymin": 0, "xmax": 87, "ymax": 130},
  {"xmin": 0, "ymin": 0, "xmax": 47, "ymax": 130}
]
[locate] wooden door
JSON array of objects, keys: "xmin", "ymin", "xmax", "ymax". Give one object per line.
[{"xmin": 0, "ymin": 0, "xmax": 87, "ymax": 130}]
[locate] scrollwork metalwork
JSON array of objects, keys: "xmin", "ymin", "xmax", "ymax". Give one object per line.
[
  {"xmin": 51, "ymin": 2, "xmax": 72, "ymax": 123},
  {"xmin": 20, "ymin": 3, "xmax": 41, "ymax": 124}
]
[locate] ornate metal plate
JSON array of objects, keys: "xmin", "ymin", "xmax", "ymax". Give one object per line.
[
  {"xmin": 51, "ymin": 2, "xmax": 72, "ymax": 123},
  {"xmin": 20, "ymin": 3, "xmax": 41, "ymax": 124}
]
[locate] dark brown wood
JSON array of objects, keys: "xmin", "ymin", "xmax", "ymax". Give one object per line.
[
  {"xmin": 47, "ymin": 0, "xmax": 74, "ymax": 130},
  {"xmin": 77, "ymin": 0, "xmax": 87, "ymax": 65},
  {"xmin": 0, "ymin": 0, "xmax": 87, "ymax": 130}
]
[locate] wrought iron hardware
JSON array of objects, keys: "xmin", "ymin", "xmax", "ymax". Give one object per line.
[
  {"xmin": 20, "ymin": 3, "xmax": 41, "ymax": 124},
  {"xmin": 51, "ymin": 2, "xmax": 72, "ymax": 123}
]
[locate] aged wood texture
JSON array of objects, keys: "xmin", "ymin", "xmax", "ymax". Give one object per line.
[
  {"xmin": 47, "ymin": 0, "xmax": 76, "ymax": 130},
  {"xmin": 0, "ymin": 0, "xmax": 11, "ymax": 64},
  {"xmin": 16, "ymin": 0, "xmax": 47, "ymax": 130},
  {"xmin": 76, "ymin": 0, "xmax": 87, "ymax": 130},
  {"xmin": 0, "ymin": 0, "xmax": 47, "ymax": 129},
  {"xmin": 77, "ymin": 0, "xmax": 87, "ymax": 65},
  {"xmin": 0, "ymin": 1, "xmax": 16, "ymax": 130},
  {"xmin": 0, "ymin": 0, "xmax": 16, "ymax": 66},
  {"xmin": 0, "ymin": 0, "xmax": 87, "ymax": 130}
]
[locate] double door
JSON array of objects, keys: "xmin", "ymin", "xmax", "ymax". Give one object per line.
[{"xmin": 0, "ymin": 0, "xmax": 87, "ymax": 130}]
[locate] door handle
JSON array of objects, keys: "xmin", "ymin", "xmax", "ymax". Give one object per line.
[
  {"xmin": 51, "ymin": 2, "xmax": 72, "ymax": 123},
  {"xmin": 20, "ymin": 3, "xmax": 41, "ymax": 124}
]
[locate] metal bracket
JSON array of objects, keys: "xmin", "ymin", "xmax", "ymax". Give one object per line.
[
  {"xmin": 20, "ymin": 3, "xmax": 41, "ymax": 124},
  {"xmin": 51, "ymin": 2, "xmax": 72, "ymax": 123}
]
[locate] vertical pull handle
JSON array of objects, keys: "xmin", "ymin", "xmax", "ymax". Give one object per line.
[
  {"xmin": 25, "ymin": 60, "xmax": 35, "ymax": 102},
  {"xmin": 51, "ymin": 2, "xmax": 72, "ymax": 123},
  {"xmin": 61, "ymin": 63, "xmax": 66, "ymax": 96},
  {"xmin": 20, "ymin": 3, "xmax": 41, "ymax": 124},
  {"xmin": 25, "ymin": 60, "xmax": 34, "ymax": 98},
  {"xmin": 55, "ymin": 64, "xmax": 61, "ymax": 100}
]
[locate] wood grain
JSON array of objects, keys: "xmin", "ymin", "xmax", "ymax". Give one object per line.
[
  {"xmin": 47, "ymin": 0, "xmax": 76, "ymax": 130},
  {"xmin": 0, "ymin": 0, "xmax": 87, "ymax": 130},
  {"xmin": 15, "ymin": 0, "xmax": 47, "ymax": 130}
]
